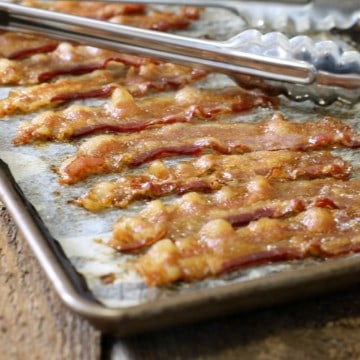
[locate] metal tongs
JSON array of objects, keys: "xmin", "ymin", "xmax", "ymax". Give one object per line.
[{"xmin": 0, "ymin": 2, "xmax": 359, "ymax": 105}]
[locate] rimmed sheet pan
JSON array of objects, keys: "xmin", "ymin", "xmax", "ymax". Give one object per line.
[{"xmin": 0, "ymin": 6, "xmax": 359, "ymax": 335}]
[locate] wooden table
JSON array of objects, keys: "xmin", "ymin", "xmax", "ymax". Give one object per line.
[{"xmin": 2, "ymin": 202, "xmax": 360, "ymax": 360}]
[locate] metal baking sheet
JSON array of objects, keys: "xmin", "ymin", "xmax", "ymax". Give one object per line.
[{"xmin": 0, "ymin": 6, "xmax": 360, "ymax": 335}]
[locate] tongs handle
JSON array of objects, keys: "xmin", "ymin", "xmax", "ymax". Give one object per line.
[{"xmin": 0, "ymin": 2, "xmax": 315, "ymax": 85}]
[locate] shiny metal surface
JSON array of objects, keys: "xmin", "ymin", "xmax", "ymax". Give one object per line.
[{"xmin": 0, "ymin": 2, "xmax": 314, "ymax": 83}]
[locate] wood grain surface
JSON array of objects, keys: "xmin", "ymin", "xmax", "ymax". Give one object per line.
[
  {"xmin": 3, "ymin": 200, "xmax": 360, "ymax": 360},
  {"xmin": 104, "ymin": 288, "xmax": 360, "ymax": 360},
  {"xmin": 0, "ymin": 204, "xmax": 101, "ymax": 360}
]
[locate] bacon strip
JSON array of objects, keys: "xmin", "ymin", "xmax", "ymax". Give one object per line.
[
  {"xmin": 77, "ymin": 151, "xmax": 351, "ymax": 211},
  {"xmin": 110, "ymin": 8, "xmax": 200, "ymax": 31},
  {"xmin": 21, "ymin": 1, "xmax": 146, "ymax": 19},
  {"xmin": 0, "ymin": 43, "xmax": 152, "ymax": 85},
  {"xmin": 120, "ymin": 178, "xmax": 360, "ymax": 286},
  {"xmin": 0, "ymin": 32, "xmax": 59, "ymax": 60},
  {"xmin": 136, "ymin": 206, "xmax": 360, "ymax": 286},
  {"xmin": 58, "ymin": 114, "xmax": 360, "ymax": 184},
  {"xmin": 109, "ymin": 178, "xmax": 360, "ymax": 252},
  {"xmin": 13, "ymin": 86, "xmax": 274, "ymax": 143},
  {"xmin": 22, "ymin": 1, "xmax": 199, "ymax": 29},
  {"xmin": 1, "ymin": 63, "xmax": 206, "ymax": 118},
  {"xmin": 0, "ymin": 67, "xmax": 124, "ymax": 117}
]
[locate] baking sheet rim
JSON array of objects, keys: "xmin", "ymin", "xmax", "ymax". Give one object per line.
[{"xmin": 1, "ymin": 158, "xmax": 360, "ymax": 335}]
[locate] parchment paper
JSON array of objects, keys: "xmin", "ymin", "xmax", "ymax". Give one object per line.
[{"xmin": 0, "ymin": 8, "xmax": 359, "ymax": 308}]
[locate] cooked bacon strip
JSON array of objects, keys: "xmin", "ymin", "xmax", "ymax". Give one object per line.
[
  {"xmin": 21, "ymin": 1, "xmax": 146, "ymax": 19},
  {"xmin": 13, "ymin": 86, "xmax": 274, "ymax": 143},
  {"xmin": 77, "ymin": 151, "xmax": 351, "ymax": 211},
  {"xmin": 58, "ymin": 114, "xmax": 360, "ymax": 184},
  {"xmin": 109, "ymin": 178, "xmax": 360, "ymax": 252},
  {"xmin": 0, "ymin": 32, "xmax": 58, "ymax": 59},
  {"xmin": 121, "ymin": 178, "xmax": 360, "ymax": 286},
  {"xmin": 22, "ymin": 1, "xmax": 199, "ymax": 30},
  {"xmin": 110, "ymin": 8, "xmax": 200, "ymax": 31},
  {"xmin": 0, "ymin": 43, "xmax": 152, "ymax": 85},
  {"xmin": 1, "ymin": 63, "xmax": 206, "ymax": 118},
  {"xmin": 136, "ymin": 205, "xmax": 360, "ymax": 286},
  {"xmin": 120, "ymin": 62, "xmax": 206, "ymax": 97},
  {"xmin": 0, "ymin": 67, "xmax": 125, "ymax": 117}
]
